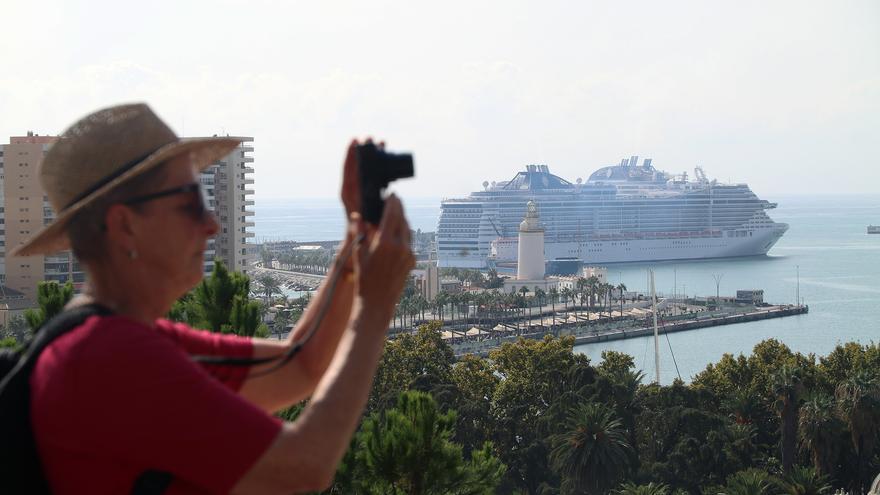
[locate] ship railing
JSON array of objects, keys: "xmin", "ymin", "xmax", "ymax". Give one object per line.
[{"xmin": 548, "ymin": 229, "xmax": 725, "ymax": 243}]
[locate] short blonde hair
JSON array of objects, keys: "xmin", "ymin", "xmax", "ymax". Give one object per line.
[{"xmin": 66, "ymin": 163, "xmax": 170, "ymax": 262}]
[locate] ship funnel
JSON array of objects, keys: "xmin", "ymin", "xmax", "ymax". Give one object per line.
[
  {"xmin": 643, "ymin": 158, "xmax": 652, "ymax": 168},
  {"xmin": 628, "ymin": 155, "xmax": 639, "ymax": 167}
]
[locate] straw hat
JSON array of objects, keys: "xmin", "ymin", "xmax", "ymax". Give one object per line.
[{"xmin": 11, "ymin": 103, "xmax": 241, "ymax": 257}]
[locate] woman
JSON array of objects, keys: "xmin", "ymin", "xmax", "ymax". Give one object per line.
[{"xmin": 15, "ymin": 103, "xmax": 415, "ymax": 493}]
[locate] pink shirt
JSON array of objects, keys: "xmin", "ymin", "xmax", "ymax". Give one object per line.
[{"xmin": 30, "ymin": 316, "xmax": 282, "ymax": 494}]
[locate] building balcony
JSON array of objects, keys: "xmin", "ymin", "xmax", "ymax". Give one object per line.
[
  {"xmin": 243, "ymin": 167, "xmax": 254, "ymax": 174},
  {"xmin": 243, "ymin": 157, "xmax": 254, "ymax": 163},
  {"xmin": 243, "ymin": 209, "xmax": 255, "ymax": 217},
  {"xmin": 244, "ymin": 221, "xmax": 255, "ymax": 228},
  {"xmin": 244, "ymin": 189, "xmax": 255, "ymax": 195},
  {"xmin": 245, "ymin": 231, "xmax": 256, "ymax": 238},
  {"xmin": 245, "ymin": 200, "xmax": 255, "ymax": 206},
  {"xmin": 244, "ymin": 178, "xmax": 255, "ymax": 185}
]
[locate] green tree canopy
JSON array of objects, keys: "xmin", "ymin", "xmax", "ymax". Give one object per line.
[
  {"xmin": 24, "ymin": 281, "xmax": 74, "ymax": 332},
  {"xmin": 168, "ymin": 260, "xmax": 265, "ymax": 337},
  {"xmin": 550, "ymin": 401, "xmax": 633, "ymax": 495},
  {"xmin": 355, "ymin": 390, "xmax": 504, "ymax": 495}
]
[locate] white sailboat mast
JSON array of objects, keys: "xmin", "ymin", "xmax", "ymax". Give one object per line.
[{"xmin": 650, "ymin": 269, "xmax": 660, "ymax": 384}]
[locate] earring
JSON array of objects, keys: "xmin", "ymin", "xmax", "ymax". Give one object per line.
[{"xmin": 129, "ymin": 249, "xmax": 138, "ymax": 260}]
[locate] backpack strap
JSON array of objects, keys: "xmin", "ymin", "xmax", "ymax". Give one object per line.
[
  {"xmin": 0, "ymin": 304, "xmax": 177, "ymax": 495},
  {"xmin": 132, "ymin": 470, "xmax": 174, "ymax": 495},
  {"xmin": 15, "ymin": 304, "xmax": 114, "ymax": 372},
  {"xmin": 0, "ymin": 304, "xmax": 113, "ymax": 494}
]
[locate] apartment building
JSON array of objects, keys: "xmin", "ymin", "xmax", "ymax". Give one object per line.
[
  {"xmin": 0, "ymin": 132, "xmax": 256, "ymax": 304},
  {"xmin": 200, "ymin": 137, "xmax": 256, "ymax": 275},
  {"xmin": 0, "ymin": 132, "xmax": 86, "ymax": 301}
]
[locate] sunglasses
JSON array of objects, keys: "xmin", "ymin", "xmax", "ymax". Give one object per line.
[{"xmin": 123, "ymin": 183, "xmax": 212, "ymax": 223}]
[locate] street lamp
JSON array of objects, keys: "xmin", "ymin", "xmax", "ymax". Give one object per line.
[{"xmin": 712, "ymin": 273, "xmax": 724, "ymax": 308}]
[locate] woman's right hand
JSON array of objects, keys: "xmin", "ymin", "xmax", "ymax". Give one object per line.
[{"xmin": 354, "ymin": 194, "xmax": 415, "ymax": 329}]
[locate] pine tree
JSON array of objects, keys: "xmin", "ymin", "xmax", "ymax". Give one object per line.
[
  {"xmin": 24, "ymin": 281, "xmax": 74, "ymax": 332},
  {"xmin": 356, "ymin": 390, "xmax": 505, "ymax": 494},
  {"xmin": 168, "ymin": 260, "xmax": 265, "ymax": 336},
  {"xmin": 191, "ymin": 260, "xmax": 253, "ymax": 333},
  {"xmin": 222, "ymin": 295, "xmax": 263, "ymax": 337}
]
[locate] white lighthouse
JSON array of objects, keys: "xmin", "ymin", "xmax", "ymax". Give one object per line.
[{"xmin": 517, "ymin": 200, "xmax": 545, "ymax": 280}]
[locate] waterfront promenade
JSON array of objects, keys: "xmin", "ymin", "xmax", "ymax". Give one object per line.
[{"xmin": 435, "ymin": 303, "xmax": 808, "ymax": 358}]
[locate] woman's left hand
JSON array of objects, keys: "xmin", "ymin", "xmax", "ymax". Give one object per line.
[{"xmin": 340, "ymin": 140, "xmax": 361, "ymax": 217}]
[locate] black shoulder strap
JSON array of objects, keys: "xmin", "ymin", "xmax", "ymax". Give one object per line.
[
  {"xmin": 132, "ymin": 470, "xmax": 174, "ymax": 495},
  {"xmin": 15, "ymin": 304, "xmax": 114, "ymax": 373},
  {"xmin": 0, "ymin": 304, "xmax": 113, "ymax": 494},
  {"xmin": 0, "ymin": 304, "xmax": 175, "ymax": 495}
]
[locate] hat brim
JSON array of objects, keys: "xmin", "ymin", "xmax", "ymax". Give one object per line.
[{"xmin": 10, "ymin": 137, "xmax": 241, "ymax": 257}]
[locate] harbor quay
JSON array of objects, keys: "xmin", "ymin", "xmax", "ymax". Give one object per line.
[{"xmin": 397, "ymin": 301, "xmax": 809, "ymax": 358}]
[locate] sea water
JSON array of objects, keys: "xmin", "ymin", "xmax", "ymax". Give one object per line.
[{"xmin": 254, "ymin": 194, "xmax": 880, "ymax": 383}]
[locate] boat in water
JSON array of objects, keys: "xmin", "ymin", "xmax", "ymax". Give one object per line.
[
  {"xmin": 436, "ymin": 157, "xmax": 788, "ymax": 268},
  {"xmin": 868, "ymin": 225, "xmax": 880, "ymax": 234}
]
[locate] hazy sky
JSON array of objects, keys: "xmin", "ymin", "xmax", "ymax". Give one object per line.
[{"xmin": 1, "ymin": 0, "xmax": 877, "ymax": 201}]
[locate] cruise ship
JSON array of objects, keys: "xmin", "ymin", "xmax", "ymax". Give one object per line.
[{"xmin": 436, "ymin": 157, "xmax": 788, "ymax": 268}]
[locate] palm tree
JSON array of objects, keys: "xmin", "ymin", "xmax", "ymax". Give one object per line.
[
  {"xmin": 472, "ymin": 291, "xmax": 488, "ymax": 328},
  {"xmin": 612, "ymin": 481, "xmax": 670, "ymax": 495},
  {"xmin": 727, "ymin": 387, "xmax": 762, "ymax": 425},
  {"xmin": 602, "ymin": 282, "xmax": 613, "ymax": 318},
  {"xmin": 771, "ymin": 365, "xmax": 804, "ymax": 473},
  {"xmin": 488, "ymin": 289, "xmax": 503, "ymax": 325},
  {"xmin": 254, "ymin": 272, "xmax": 283, "ymax": 305},
  {"xmin": 549, "ymin": 402, "xmax": 633, "ymax": 495},
  {"xmin": 517, "ymin": 287, "xmax": 530, "ymax": 331},
  {"xmin": 433, "ymin": 291, "xmax": 448, "ymax": 322},
  {"xmin": 778, "ymin": 466, "xmax": 832, "ymax": 495},
  {"xmin": 586, "ymin": 275, "xmax": 600, "ymax": 309},
  {"xmin": 421, "ymin": 294, "xmax": 430, "ymax": 322},
  {"xmin": 514, "ymin": 292, "xmax": 527, "ymax": 334},
  {"xmin": 397, "ymin": 296, "xmax": 410, "ymax": 328},
  {"xmin": 835, "ymin": 370, "xmax": 880, "ymax": 492},
  {"xmin": 798, "ymin": 392, "xmax": 841, "ymax": 476},
  {"xmin": 451, "ymin": 291, "xmax": 463, "ymax": 329},
  {"xmin": 394, "ymin": 299, "xmax": 404, "ymax": 329},
  {"xmin": 411, "ymin": 296, "xmax": 423, "ymax": 327},
  {"xmin": 617, "ymin": 282, "xmax": 627, "ymax": 317},
  {"xmin": 726, "ymin": 423, "xmax": 760, "ymax": 469},
  {"xmin": 534, "ymin": 287, "xmax": 546, "ymax": 328},
  {"xmin": 548, "ymin": 287, "xmax": 559, "ymax": 329},
  {"xmin": 576, "ymin": 277, "xmax": 589, "ymax": 307},
  {"xmin": 559, "ymin": 287, "xmax": 569, "ymax": 309},
  {"xmin": 458, "ymin": 291, "xmax": 472, "ymax": 325},
  {"xmin": 718, "ymin": 469, "xmax": 775, "ymax": 495}
]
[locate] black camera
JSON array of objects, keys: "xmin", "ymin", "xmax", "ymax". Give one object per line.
[{"xmin": 357, "ymin": 143, "xmax": 414, "ymax": 224}]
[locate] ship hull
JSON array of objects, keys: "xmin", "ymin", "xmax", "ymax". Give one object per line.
[
  {"xmin": 440, "ymin": 226, "xmax": 788, "ymax": 268},
  {"xmin": 470, "ymin": 228, "xmax": 787, "ymax": 268}
]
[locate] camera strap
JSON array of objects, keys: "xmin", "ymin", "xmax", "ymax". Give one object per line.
[{"xmin": 191, "ymin": 234, "xmax": 363, "ymax": 378}]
